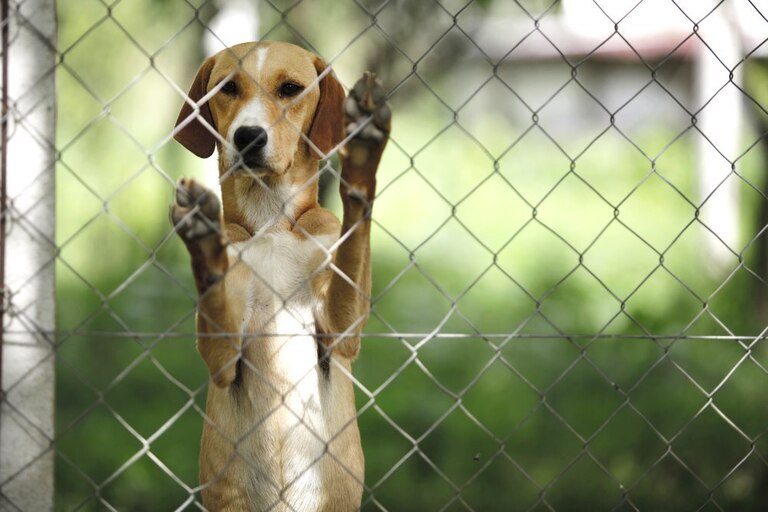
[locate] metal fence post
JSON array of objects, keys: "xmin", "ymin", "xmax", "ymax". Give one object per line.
[{"xmin": 0, "ymin": 0, "xmax": 56, "ymax": 510}]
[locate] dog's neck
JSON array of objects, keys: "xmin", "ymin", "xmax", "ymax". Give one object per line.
[{"xmin": 219, "ymin": 159, "xmax": 320, "ymax": 236}]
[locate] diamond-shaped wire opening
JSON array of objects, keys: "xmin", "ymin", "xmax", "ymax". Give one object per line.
[
  {"xmin": 496, "ymin": 31, "xmax": 573, "ymax": 109},
  {"xmin": 149, "ymin": 335, "xmax": 208, "ymax": 391},
  {"xmin": 61, "ymin": 16, "xmax": 152, "ymax": 103},
  {"xmin": 668, "ymin": 338, "xmax": 745, "ymax": 393},
  {"xmin": 458, "ymin": 451, "xmax": 543, "ymax": 511},
  {"xmin": 454, "ymin": 171, "xmax": 532, "ymax": 252},
  {"xmin": 495, "ymin": 219, "xmax": 579, "ymax": 300},
  {"xmin": 455, "ymin": 266, "xmax": 539, "ymax": 334},
  {"xmin": 369, "ymin": 263, "xmax": 455, "ymax": 335},
  {"xmin": 372, "ymin": 169, "xmax": 453, "ymax": 251},
  {"xmin": 545, "ymin": 453, "xmax": 625, "ymax": 510},
  {"xmin": 459, "ymin": 357, "xmax": 540, "ymax": 438},
  {"xmin": 103, "ymin": 357, "xmax": 192, "ymax": 439},
  {"xmin": 622, "ymin": 267, "xmax": 704, "ymax": 335},
  {"xmin": 108, "ymin": 70, "xmax": 191, "ymax": 151},
  {"xmin": 567, "ymin": 127, "xmax": 650, "ymax": 205},
  {"xmin": 59, "ymin": 116, "xmax": 149, "ymax": 200},
  {"xmin": 413, "ymin": 337, "xmax": 497, "ymax": 395},
  {"xmin": 502, "ymin": 404, "xmax": 584, "ymax": 487},
  {"xmin": 536, "ymin": 266, "xmax": 621, "ymax": 333},
  {"xmin": 106, "ymin": 261, "xmax": 197, "ymax": 334},
  {"xmin": 55, "ymin": 404, "xmax": 143, "ymax": 496},
  {"xmin": 629, "ymin": 354, "xmax": 708, "ymax": 440},
  {"xmin": 457, "ymin": 77, "xmax": 534, "ymax": 158},
  {"xmin": 581, "ymin": 220, "xmax": 660, "ymax": 300},
  {"xmin": 413, "ymin": 218, "xmax": 492, "ymax": 295},
  {"xmin": 148, "ymin": 404, "xmax": 206, "ymax": 496},
  {"xmin": 410, "ymin": 124, "xmax": 498, "ymax": 206},
  {"xmin": 418, "ymin": 407, "xmax": 501, "ymax": 492},
  {"xmin": 356, "ymin": 404, "xmax": 416, "ymax": 490},
  {"xmin": 617, "ymin": 171, "xmax": 696, "ymax": 251},
  {"xmin": 56, "ymin": 330, "xmax": 145, "ymax": 391},
  {"xmin": 588, "ymin": 405, "xmax": 668, "ymax": 488},
  {"xmin": 366, "ymin": 0, "xmax": 457, "ymax": 64},
  {"xmin": 714, "ymin": 357, "xmax": 768, "ymax": 440},
  {"xmin": 612, "ymin": 80, "xmax": 694, "ymax": 155},
  {"xmin": 497, "ymin": 126, "xmax": 572, "ymax": 206},
  {"xmin": 536, "ymin": 171, "xmax": 615, "ymax": 252},
  {"xmin": 411, "ymin": 25, "xmax": 495, "ymax": 113},
  {"xmin": 365, "ymin": 450, "xmax": 459, "ymax": 511},
  {"xmin": 57, "ymin": 213, "xmax": 156, "ymax": 301},
  {"xmin": 100, "ymin": 454, "xmax": 193, "ymax": 510},
  {"xmin": 56, "ymin": 69, "xmax": 107, "ymax": 145},
  {"xmin": 109, "ymin": 1, "xmax": 199, "ymax": 56},
  {"xmin": 353, "ymin": 335, "xmax": 413, "ymax": 389},
  {"xmin": 536, "ymin": 78, "xmax": 613, "ymax": 159},
  {"xmin": 57, "ymin": 0, "xmax": 110, "ymax": 51},
  {"xmin": 585, "ymin": 337, "xmax": 664, "ymax": 391},
  {"xmin": 499, "ymin": 338, "xmax": 580, "ymax": 392},
  {"xmin": 629, "ymin": 452, "xmax": 713, "ymax": 510},
  {"xmin": 672, "ymin": 404, "xmax": 754, "ymax": 490},
  {"xmin": 545, "ymin": 357, "xmax": 625, "ymax": 438},
  {"xmin": 712, "ymin": 452, "xmax": 768, "ymax": 509},
  {"xmin": 372, "ymin": 359, "xmax": 457, "ymax": 440}
]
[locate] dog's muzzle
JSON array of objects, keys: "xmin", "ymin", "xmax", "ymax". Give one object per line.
[{"xmin": 234, "ymin": 126, "xmax": 268, "ymax": 168}]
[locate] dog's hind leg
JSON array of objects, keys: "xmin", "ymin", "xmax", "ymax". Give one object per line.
[
  {"xmin": 171, "ymin": 178, "xmax": 243, "ymax": 387},
  {"xmin": 322, "ymin": 72, "xmax": 391, "ymax": 358}
]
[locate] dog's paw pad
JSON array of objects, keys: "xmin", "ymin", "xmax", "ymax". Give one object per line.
[
  {"xmin": 171, "ymin": 178, "xmax": 221, "ymax": 242},
  {"xmin": 345, "ymin": 72, "xmax": 391, "ymax": 142}
]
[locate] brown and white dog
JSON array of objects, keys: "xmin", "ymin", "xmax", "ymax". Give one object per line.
[{"xmin": 170, "ymin": 41, "xmax": 390, "ymax": 511}]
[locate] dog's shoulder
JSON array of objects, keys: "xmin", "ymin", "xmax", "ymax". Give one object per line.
[{"xmin": 293, "ymin": 206, "xmax": 340, "ymax": 240}]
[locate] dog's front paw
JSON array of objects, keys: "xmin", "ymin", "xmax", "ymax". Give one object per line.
[
  {"xmin": 340, "ymin": 72, "xmax": 391, "ymax": 205},
  {"xmin": 344, "ymin": 71, "xmax": 391, "ymax": 142},
  {"xmin": 170, "ymin": 177, "xmax": 222, "ymax": 243}
]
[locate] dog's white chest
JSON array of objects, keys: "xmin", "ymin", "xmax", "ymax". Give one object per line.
[
  {"xmin": 228, "ymin": 229, "xmax": 330, "ymax": 396},
  {"xmin": 227, "ymin": 231, "xmax": 334, "ymax": 510},
  {"xmin": 231, "ymin": 231, "xmax": 317, "ymax": 300}
]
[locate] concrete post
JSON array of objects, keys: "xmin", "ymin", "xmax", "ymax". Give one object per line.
[{"xmin": 0, "ymin": 0, "xmax": 56, "ymax": 510}]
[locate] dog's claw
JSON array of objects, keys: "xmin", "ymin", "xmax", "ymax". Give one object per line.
[
  {"xmin": 344, "ymin": 96, "xmax": 361, "ymax": 119},
  {"xmin": 345, "ymin": 72, "xmax": 391, "ymax": 142},
  {"xmin": 171, "ymin": 178, "xmax": 222, "ymax": 243}
]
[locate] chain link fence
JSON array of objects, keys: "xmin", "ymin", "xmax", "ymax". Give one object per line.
[{"xmin": 3, "ymin": 0, "xmax": 768, "ymax": 510}]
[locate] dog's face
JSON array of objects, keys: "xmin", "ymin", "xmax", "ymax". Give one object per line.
[{"xmin": 174, "ymin": 41, "xmax": 345, "ymax": 178}]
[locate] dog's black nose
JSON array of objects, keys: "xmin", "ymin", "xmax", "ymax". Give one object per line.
[{"xmin": 234, "ymin": 126, "xmax": 268, "ymax": 153}]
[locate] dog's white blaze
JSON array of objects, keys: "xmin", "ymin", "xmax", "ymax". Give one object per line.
[
  {"xmin": 228, "ymin": 98, "xmax": 269, "ymax": 141},
  {"xmin": 229, "ymin": 230, "xmax": 336, "ymax": 510},
  {"xmin": 255, "ymin": 47, "xmax": 268, "ymax": 78}
]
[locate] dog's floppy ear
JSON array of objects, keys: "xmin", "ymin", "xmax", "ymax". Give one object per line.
[
  {"xmin": 175, "ymin": 57, "xmax": 217, "ymax": 158},
  {"xmin": 307, "ymin": 57, "xmax": 345, "ymax": 160}
]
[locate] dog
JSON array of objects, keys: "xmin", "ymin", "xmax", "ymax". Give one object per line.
[{"xmin": 170, "ymin": 41, "xmax": 391, "ymax": 511}]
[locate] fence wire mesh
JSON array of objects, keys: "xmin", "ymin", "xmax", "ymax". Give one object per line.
[{"xmin": 3, "ymin": 0, "xmax": 768, "ymax": 510}]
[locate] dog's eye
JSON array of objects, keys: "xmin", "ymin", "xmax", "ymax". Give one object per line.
[
  {"xmin": 221, "ymin": 80, "xmax": 238, "ymax": 95},
  {"xmin": 279, "ymin": 82, "xmax": 303, "ymax": 98}
]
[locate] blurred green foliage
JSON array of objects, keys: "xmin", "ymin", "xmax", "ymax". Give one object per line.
[{"xmin": 54, "ymin": 1, "xmax": 768, "ymax": 511}]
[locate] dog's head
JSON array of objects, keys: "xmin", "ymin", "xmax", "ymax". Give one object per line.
[{"xmin": 174, "ymin": 41, "xmax": 345, "ymax": 178}]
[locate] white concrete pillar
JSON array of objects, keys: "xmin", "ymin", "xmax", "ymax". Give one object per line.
[
  {"xmin": 0, "ymin": 0, "xmax": 57, "ymax": 510},
  {"xmin": 693, "ymin": 2, "xmax": 742, "ymax": 269}
]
